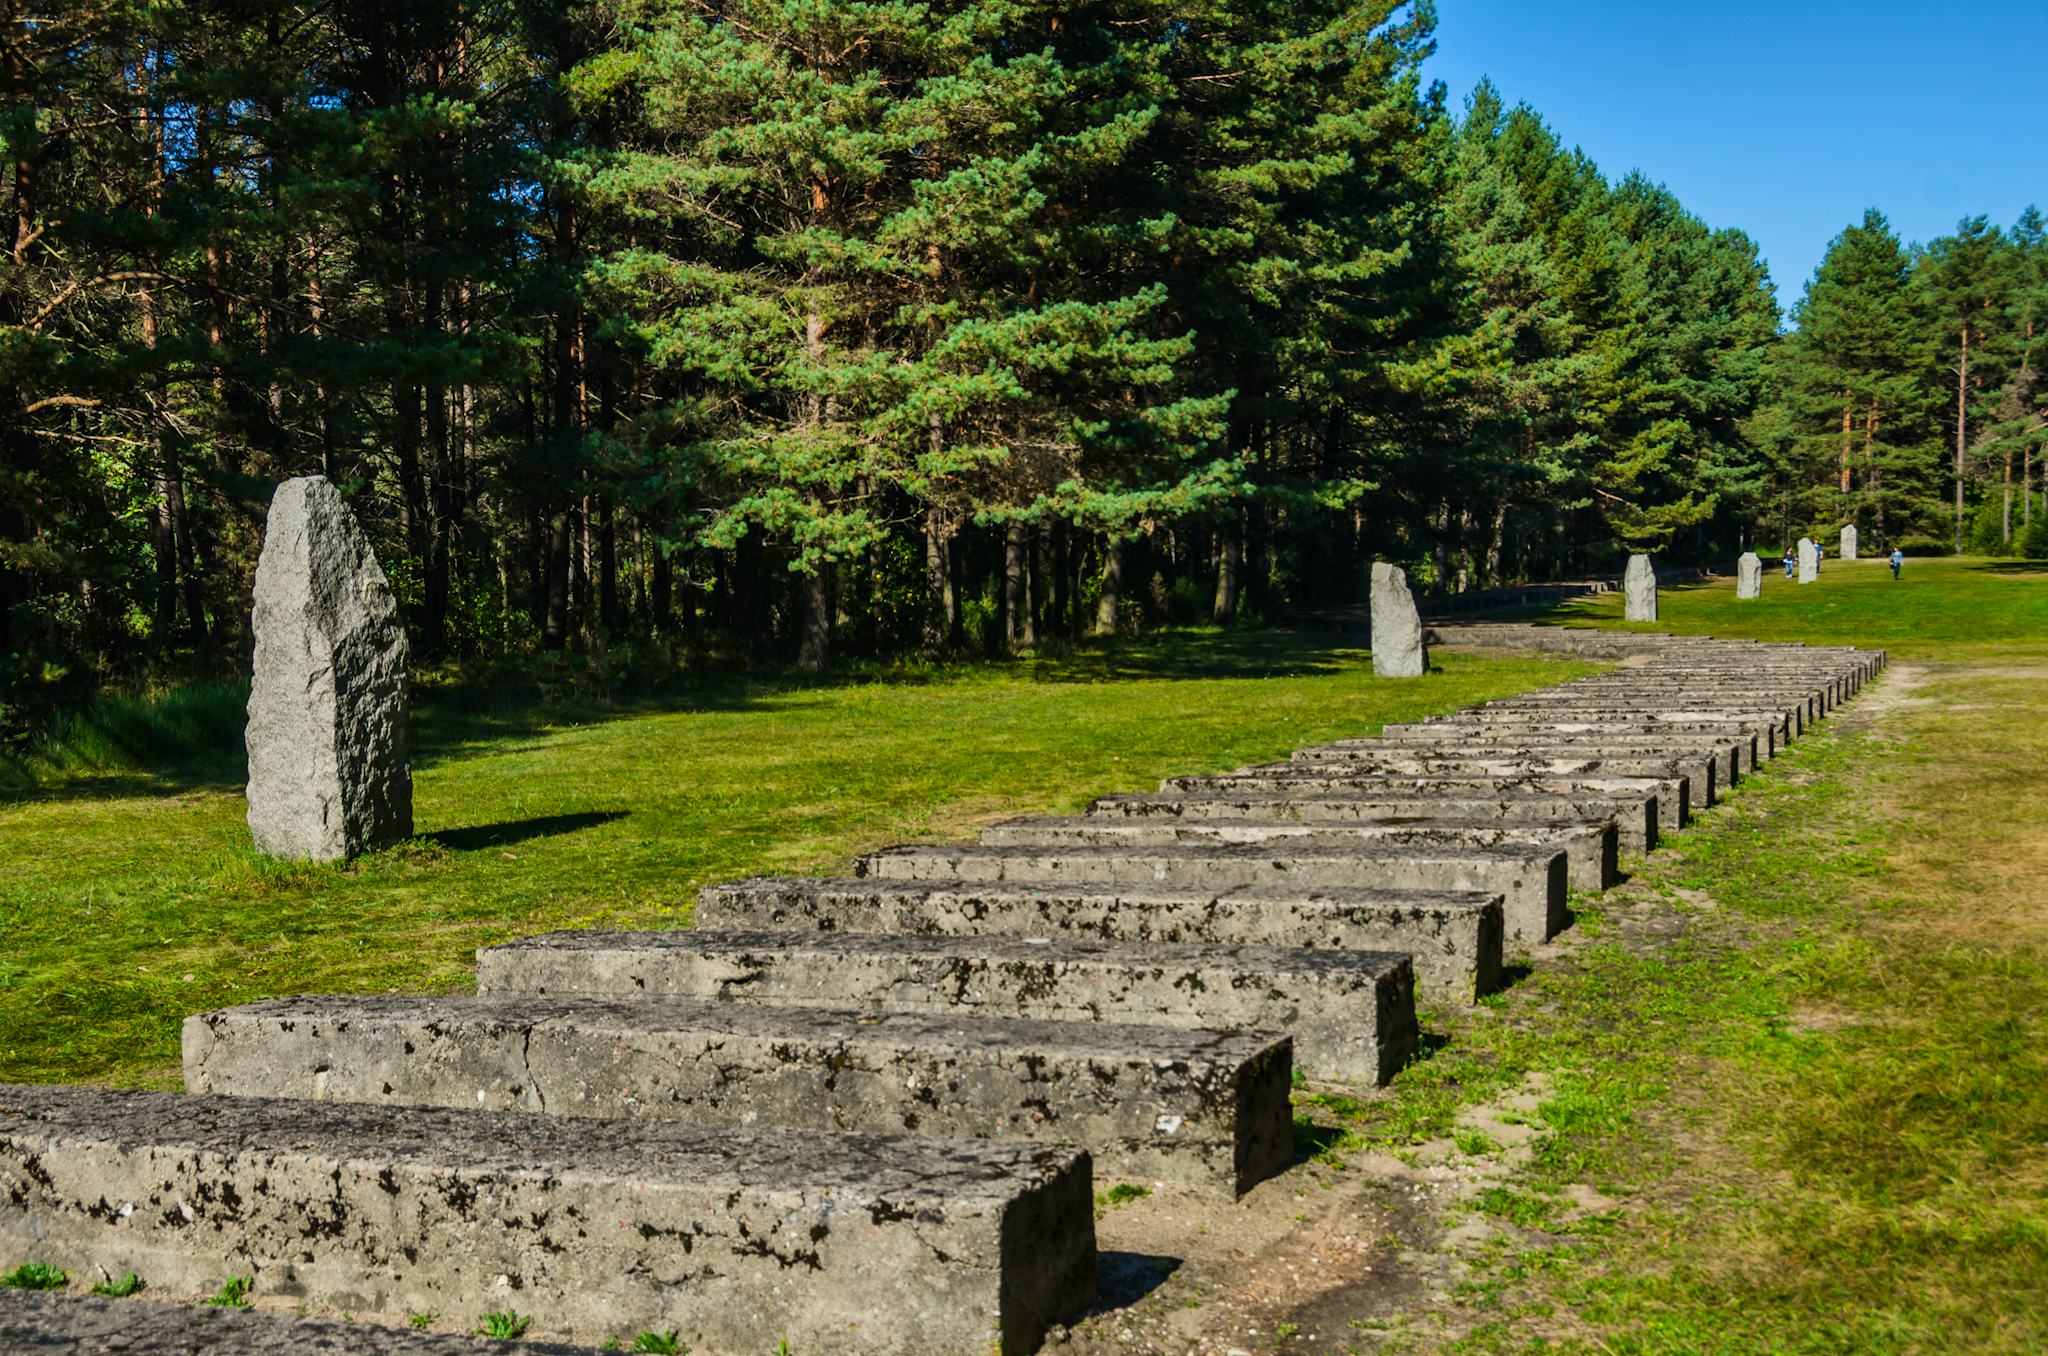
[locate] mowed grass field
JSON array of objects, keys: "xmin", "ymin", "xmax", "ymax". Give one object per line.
[
  {"xmin": 4, "ymin": 558, "xmax": 2045, "ymax": 1351},
  {"xmin": 0, "ymin": 632, "xmax": 1587, "ymax": 1088},
  {"xmin": 1549, "ymin": 552, "xmax": 2048, "ymax": 660},
  {"xmin": 1371, "ymin": 556, "xmax": 2048, "ymax": 1352}
]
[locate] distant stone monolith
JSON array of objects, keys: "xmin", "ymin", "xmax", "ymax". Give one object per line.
[
  {"xmin": 1798, "ymin": 537, "xmax": 1818, "ymax": 584},
  {"xmin": 1840, "ymin": 524, "xmax": 1858, "ymax": 560},
  {"xmin": 1623, "ymin": 554, "xmax": 1657, "ymax": 622},
  {"xmin": 246, "ymin": 476, "xmax": 412, "ymax": 861},
  {"xmin": 1369, "ymin": 561, "xmax": 1427, "ymax": 678},
  {"xmin": 1737, "ymin": 551, "xmax": 1762, "ymax": 599}
]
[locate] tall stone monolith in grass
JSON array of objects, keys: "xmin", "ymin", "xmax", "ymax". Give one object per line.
[
  {"xmin": 1369, "ymin": 561, "xmax": 1427, "ymax": 678},
  {"xmin": 246, "ymin": 476, "xmax": 412, "ymax": 861},
  {"xmin": 1840, "ymin": 524, "xmax": 1858, "ymax": 560},
  {"xmin": 1623, "ymin": 554, "xmax": 1657, "ymax": 622},
  {"xmin": 1798, "ymin": 537, "xmax": 1819, "ymax": 584},
  {"xmin": 1736, "ymin": 551, "xmax": 1762, "ymax": 599}
]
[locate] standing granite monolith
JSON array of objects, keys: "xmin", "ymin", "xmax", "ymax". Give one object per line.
[
  {"xmin": 1369, "ymin": 561, "xmax": 1427, "ymax": 677},
  {"xmin": 1736, "ymin": 551, "xmax": 1762, "ymax": 599},
  {"xmin": 1798, "ymin": 537, "xmax": 1818, "ymax": 584},
  {"xmin": 246, "ymin": 476, "xmax": 411, "ymax": 861},
  {"xmin": 1840, "ymin": 524, "xmax": 1858, "ymax": 560},
  {"xmin": 1623, "ymin": 554, "xmax": 1657, "ymax": 622}
]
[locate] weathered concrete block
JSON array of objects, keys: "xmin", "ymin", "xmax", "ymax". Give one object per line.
[
  {"xmin": 185, "ymin": 997, "xmax": 1289, "ymax": 1196},
  {"xmin": 245, "ymin": 476, "xmax": 411, "ymax": 861},
  {"xmin": 1335, "ymin": 728, "xmax": 1754, "ymax": 779},
  {"xmin": 1798, "ymin": 536, "xmax": 1818, "ymax": 583},
  {"xmin": 1476, "ymin": 692, "xmax": 1808, "ymax": 737},
  {"xmin": 1841, "ymin": 524, "xmax": 1858, "ymax": 560},
  {"xmin": 856, "ymin": 840, "xmax": 1568, "ymax": 945},
  {"xmin": 981, "ymin": 816, "xmax": 1618, "ymax": 892},
  {"xmin": 0, "ymin": 1289, "xmax": 595, "ymax": 1355},
  {"xmin": 1623, "ymin": 554, "xmax": 1657, "ymax": 622},
  {"xmin": 1737, "ymin": 551, "xmax": 1762, "ymax": 599},
  {"xmin": 1277, "ymin": 745, "xmax": 1717, "ymax": 814},
  {"xmin": 1369, "ymin": 562, "xmax": 1427, "ymax": 678},
  {"xmin": 1163, "ymin": 770, "xmax": 1689, "ymax": 835},
  {"xmin": 0, "ymin": 1084, "xmax": 1095, "ymax": 1354},
  {"xmin": 477, "ymin": 930, "xmax": 1416, "ymax": 1085},
  {"xmin": 696, "ymin": 877, "xmax": 1505, "ymax": 1003},
  {"xmin": 1090, "ymin": 789, "xmax": 1660, "ymax": 855},
  {"xmin": 1383, "ymin": 715, "xmax": 1777, "ymax": 764}
]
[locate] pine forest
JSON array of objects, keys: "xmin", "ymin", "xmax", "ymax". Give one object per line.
[{"xmin": 4, "ymin": 0, "xmax": 2045, "ymax": 739}]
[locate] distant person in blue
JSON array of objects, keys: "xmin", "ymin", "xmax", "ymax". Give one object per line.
[
  {"xmin": 1783, "ymin": 547, "xmax": 1795, "ymax": 578},
  {"xmin": 1815, "ymin": 544, "xmax": 1823, "ymax": 574},
  {"xmin": 1890, "ymin": 546, "xmax": 1904, "ymax": 580}
]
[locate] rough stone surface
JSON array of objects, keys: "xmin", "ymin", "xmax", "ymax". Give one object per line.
[
  {"xmin": 185, "ymin": 996, "xmax": 1293, "ymax": 1195},
  {"xmin": 696, "ymin": 878, "xmax": 1505, "ymax": 1002},
  {"xmin": 245, "ymin": 476, "xmax": 411, "ymax": 861},
  {"xmin": 1369, "ymin": 562, "xmax": 1427, "ymax": 677},
  {"xmin": 982, "ymin": 816, "xmax": 1617, "ymax": 893},
  {"xmin": 476, "ymin": 930, "xmax": 1416, "ymax": 1085},
  {"xmin": 1164, "ymin": 769, "xmax": 1689, "ymax": 835},
  {"xmin": 1737, "ymin": 551, "xmax": 1762, "ymax": 598},
  {"xmin": 1279, "ymin": 745, "xmax": 1718, "ymax": 813},
  {"xmin": 856, "ymin": 840, "xmax": 1568, "ymax": 946},
  {"xmin": 1798, "ymin": 536, "xmax": 1818, "ymax": 583},
  {"xmin": 1841, "ymin": 524, "xmax": 1858, "ymax": 560},
  {"xmin": 1313, "ymin": 730, "xmax": 1753, "ymax": 780},
  {"xmin": 1090, "ymin": 790, "xmax": 1659, "ymax": 855},
  {"xmin": 1429, "ymin": 622, "xmax": 1885, "ymax": 678},
  {"xmin": 1623, "ymin": 554, "xmax": 1657, "ymax": 621},
  {"xmin": 1381, "ymin": 716, "xmax": 1777, "ymax": 763},
  {"xmin": 1471, "ymin": 692, "xmax": 1812, "ymax": 733},
  {"xmin": 0, "ymin": 1084, "xmax": 1094, "ymax": 1354},
  {"xmin": 0, "ymin": 1290, "xmax": 598, "ymax": 1355}
]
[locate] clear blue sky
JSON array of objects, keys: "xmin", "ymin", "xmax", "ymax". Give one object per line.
[{"xmin": 1424, "ymin": 0, "xmax": 2048, "ymax": 315}]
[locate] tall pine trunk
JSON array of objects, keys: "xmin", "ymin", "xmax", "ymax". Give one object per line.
[
  {"xmin": 1021, "ymin": 525, "xmax": 1041, "ymax": 648},
  {"xmin": 599, "ymin": 496, "xmax": 619, "ymax": 630},
  {"xmin": 543, "ymin": 512, "xmax": 573, "ymax": 649},
  {"xmin": 1212, "ymin": 516, "xmax": 1242, "ymax": 623},
  {"xmin": 1002, "ymin": 521, "xmax": 1025, "ymax": 653},
  {"xmin": 2003, "ymin": 451, "xmax": 2013, "ymax": 547},
  {"xmin": 650, "ymin": 542, "xmax": 672, "ymax": 634},
  {"xmin": 1092, "ymin": 539, "xmax": 1123, "ymax": 636},
  {"xmin": 923, "ymin": 507, "xmax": 950, "ymax": 654},
  {"xmin": 797, "ymin": 565, "xmax": 830, "ymax": 671},
  {"xmin": 1839, "ymin": 404, "xmax": 1853, "ymax": 497},
  {"xmin": 1051, "ymin": 523, "xmax": 1071, "ymax": 638},
  {"xmin": 1955, "ymin": 326, "xmax": 1969, "ymax": 554}
]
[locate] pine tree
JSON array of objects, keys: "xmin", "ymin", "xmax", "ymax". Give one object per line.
[
  {"xmin": 1918, "ymin": 216, "xmax": 2009, "ymax": 551},
  {"xmin": 1777, "ymin": 210, "xmax": 1929, "ymax": 546}
]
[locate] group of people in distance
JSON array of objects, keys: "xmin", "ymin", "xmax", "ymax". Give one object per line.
[{"xmin": 1779, "ymin": 545, "xmax": 1907, "ymax": 580}]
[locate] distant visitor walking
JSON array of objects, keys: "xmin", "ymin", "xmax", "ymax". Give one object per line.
[
  {"xmin": 1783, "ymin": 547, "xmax": 1795, "ymax": 578},
  {"xmin": 1890, "ymin": 546, "xmax": 1904, "ymax": 580}
]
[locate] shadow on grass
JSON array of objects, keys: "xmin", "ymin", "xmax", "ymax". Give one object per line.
[
  {"xmin": 428, "ymin": 810, "xmax": 628, "ymax": 851},
  {"xmin": 1967, "ymin": 560, "xmax": 2048, "ymax": 576},
  {"xmin": 1023, "ymin": 628, "xmax": 1364, "ymax": 684},
  {"xmin": 1088, "ymin": 1252, "xmax": 1182, "ymax": 1314},
  {"xmin": 406, "ymin": 628, "xmax": 1367, "ymax": 763},
  {"xmin": 1494, "ymin": 961, "xmax": 1536, "ymax": 992},
  {"xmin": 5, "ymin": 627, "xmax": 1369, "ymax": 803}
]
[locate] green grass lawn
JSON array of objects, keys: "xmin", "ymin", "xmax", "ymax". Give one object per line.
[
  {"xmin": 8, "ymin": 563, "xmax": 2045, "ymax": 1350},
  {"xmin": 1286, "ymin": 557, "xmax": 2048, "ymax": 1352},
  {"xmin": 0, "ymin": 630, "xmax": 1588, "ymax": 1088},
  {"xmin": 1540, "ymin": 554, "xmax": 2048, "ymax": 661}
]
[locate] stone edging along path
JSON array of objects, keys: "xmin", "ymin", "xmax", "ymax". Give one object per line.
[{"xmin": 0, "ymin": 623, "xmax": 1883, "ymax": 1354}]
